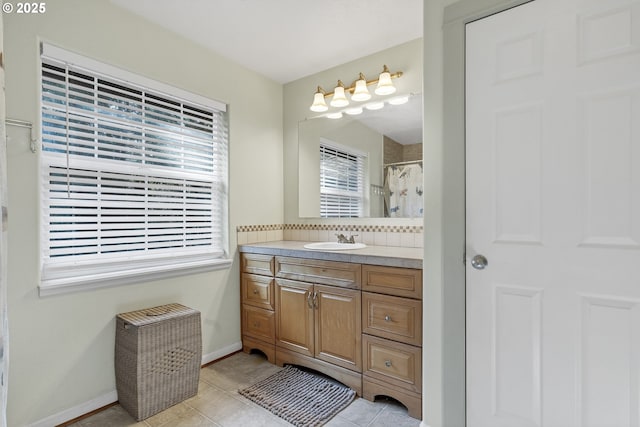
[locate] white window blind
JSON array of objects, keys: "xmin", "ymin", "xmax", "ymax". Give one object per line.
[
  {"xmin": 319, "ymin": 142, "xmax": 366, "ymax": 218},
  {"xmin": 40, "ymin": 44, "xmax": 229, "ymax": 293}
]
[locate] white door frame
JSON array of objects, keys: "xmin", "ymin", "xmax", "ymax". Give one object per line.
[{"xmin": 424, "ymin": 1, "xmax": 534, "ymax": 426}]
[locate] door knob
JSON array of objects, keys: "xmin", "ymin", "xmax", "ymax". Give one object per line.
[{"xmin": 471, "ymin": 254, "xmax": 488, "ymax": 270}]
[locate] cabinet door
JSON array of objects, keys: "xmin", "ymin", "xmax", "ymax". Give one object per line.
[
  {"xmin": 275, "ymin": 278, "xmax": 314, "ymax": 357},
  {"xmin": 314, "ymin": 284, "xmax": 362, "ymax": 372}
]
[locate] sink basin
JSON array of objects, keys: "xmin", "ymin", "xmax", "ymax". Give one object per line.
[{"xmin": 303, "ymin": 242, "xmax": 367, "ymax": 251}]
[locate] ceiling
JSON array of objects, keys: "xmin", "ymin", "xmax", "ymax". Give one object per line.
[{"xmin": 110, "ymin": 0, "xmax": 423, "ymax": 84}]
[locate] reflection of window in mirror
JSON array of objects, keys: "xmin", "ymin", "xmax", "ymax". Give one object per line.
[{"xmin": 319, "ymin": 139, "xmax": 367, "ymax": 218}]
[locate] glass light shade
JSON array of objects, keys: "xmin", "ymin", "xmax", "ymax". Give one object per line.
[
  {"xmin": 330, "ymin": 83, "xmax": 349, "ymax": 107},
  {"xmin": 310, "ymin": 91, "xmax": 328, "ymax": 112},
  {"xmin": 388, "ymin": 95, "xmax": 409, "ymax": 105},
  {"xmin": 345, "ymin": 107, "xmax": 363, "ymax": 115},
  {"xmin": 327, "ymin": 112, "xmax": 343, "ymax": 119},
  {"xmin": 351, "ymin": 79, "xmax": 371, "ymax": 102},
  {"xmin": 375, "ymin": 71, "xmax": 396, "ymax": 95},
  {"xmin": 365, "ymin": 101, "xmax": 384, "ymax": 111}
]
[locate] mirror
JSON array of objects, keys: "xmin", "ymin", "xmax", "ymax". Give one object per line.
[{"xmin": 298, "ymin": 93, "xmax": 423, "ymax": 218}]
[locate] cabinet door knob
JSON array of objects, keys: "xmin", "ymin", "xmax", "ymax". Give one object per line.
[
  {"xmin": 384, "ymin": 315, "xmax": 392, "ymax": 322},
  {"xmin": 252, "ymin": 289, "xmax": 259, "ymax": 294},
  {"xmin": 307, "ymin": 291, "xmax": 314, "ymax": 309},
  {"xmin": 384, "ymin": 360, "xmax": 392, "ymax": 368}
]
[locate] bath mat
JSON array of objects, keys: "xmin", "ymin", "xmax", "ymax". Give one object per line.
[{"xmin": 238, "ymin": 365, "xmax": 355, "ymax": 427}]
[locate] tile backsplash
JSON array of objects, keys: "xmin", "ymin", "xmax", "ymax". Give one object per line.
[{"xmin": 237, "ymin": 223, "xmax": 423, "ymax": 249}]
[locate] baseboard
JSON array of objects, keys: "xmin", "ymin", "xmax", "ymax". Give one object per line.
[
  {"xmin": 29, "ymin": 390, "xmax": 118, "ymax": 427},
  {"xmin": 29, "ymin": 341, "xmax": 243, "ymax": 427},
  {"xmin": 201, "ymin": 340, "xmax": 242, "ymax": 365}
]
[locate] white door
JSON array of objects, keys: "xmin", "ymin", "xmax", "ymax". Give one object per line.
[{"xmin": 466, "ymin": 1, "xmax": 640, "ymax": 426}]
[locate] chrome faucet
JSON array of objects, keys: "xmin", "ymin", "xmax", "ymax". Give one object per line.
[{"xmin": 335, "ymin": 233, "xmax": 357, "ymax": 244}]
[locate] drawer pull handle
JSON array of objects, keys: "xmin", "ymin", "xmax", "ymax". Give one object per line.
[
  {"xmin": 384, "ymin": 315, "xmax": 392, "ymax": 322},
  {"xmin": 384, "ymin": 360, "xmax": 392, "ymax": 368},
  {"xmin": 253, "ymin": 322, "xmax": 260, "ymax": 327},
  {"xmin": 252, "ymin": 289, "xmax": 259, "ymax": 294}
]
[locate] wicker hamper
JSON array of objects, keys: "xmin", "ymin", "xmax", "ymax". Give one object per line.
[{"xmin": 115, "ymin": 303, "xmax": 202, "ymax": 421}]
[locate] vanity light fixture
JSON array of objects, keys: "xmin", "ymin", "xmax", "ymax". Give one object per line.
[
  {"xmin": 308, "ymin": 65, "xmax": 402, "ymax": 113},
  {"xmin": 351, "ymin": 73, "xmax": 371, "ymax": 102},
  {"xmin": 330, "ymin": 80, "xmax": 349, "ymax": 107},
  {"xmin": 310, "ymin": 86, "xmax": 328, "ymax": 112},
  {"xmin": 375, "ymin": 65, "xmax": 397, "ymax": 95}
]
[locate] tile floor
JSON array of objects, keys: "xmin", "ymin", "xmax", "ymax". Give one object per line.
[{"xmin": 68, "ymin": 352, "xmax": 421, "ymax": 427}]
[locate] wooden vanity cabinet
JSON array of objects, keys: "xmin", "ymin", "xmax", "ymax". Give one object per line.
[
  {"xmin": 240, "ymin": 251, "xmax": 423, "ymax": 419},
  {"xmin": 361, "ymin": 264, "xmax": 423, "ymax": 419},
  {"xmin": 274, "ymin": 257, "xmax": 363, "ymax": 395},
  {"xmin": 240, "ymin": 254, "xmax": 276, "ymax": 363}
]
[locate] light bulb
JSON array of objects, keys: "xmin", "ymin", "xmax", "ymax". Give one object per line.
[
  {"xmin": 345, "ymin": 107, "xmax": 363, "ymax": 115},
  {"xmin": 351, "ymin": 74, "xmax": 371, "ymax": 102},
  {"xmin": 388, "ymin": 95, "xmax": 409, "ymax": 105},
  {"xmin": 375, "ymin": 65, "xmax": 396, "ymax": 96},
  {"xmin": 330, "ymin": 80, "xmax": 349, "ymax": 107},
  {"xmin": 310, "ymin": 89, "xmax": 328, "ymax": 112},
  {"xmin": 365, "ymin": 101, "xmax": 384, "ymax": 111}
]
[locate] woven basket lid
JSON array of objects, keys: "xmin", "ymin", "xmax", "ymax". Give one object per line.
[{"xmin": 117, "ymin": 303, "xmax": 198, "ymax": 326}]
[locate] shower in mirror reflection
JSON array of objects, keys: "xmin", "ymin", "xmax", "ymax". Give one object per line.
[{"xmin": 383, "ymin": 160, "xmax": 423, "ymax": 218}]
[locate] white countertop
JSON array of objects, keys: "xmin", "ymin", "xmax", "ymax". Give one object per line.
[{"xmin": 238, "ymin": 240, "xmax": 423, "ymax": 269}]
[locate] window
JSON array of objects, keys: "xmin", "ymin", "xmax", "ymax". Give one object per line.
[
  {"xmin": 319, "ymin": 140, "xmax": 366, "ymax": 218},
  {"xmin": 39, "ymin": 44, "xmax": 230, "ymax": 295}
]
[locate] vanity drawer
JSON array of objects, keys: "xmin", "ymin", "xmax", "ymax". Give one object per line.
[
  {"xmin": 363, "ymin": 334, "xmax": 421, "ymax": 393},
  {"xmin": 362, "ymin": 265, "xmax": 422, "ymax": 299},
  {"xmin": 241, "ymin": 253, "xmax": 275, "ymax": 276},
  {"xmin": 241, "ymin": 274, "xmax": 274, "ymax": 310},
  {"xmin": 242, "ymin": 304, "xmax": 275, "ymax": 343},
  {"xmin": 275, "ymin": 256, "xmax": 361, "ymax": 289},
  {"xmin": 362, "ymin": 292, "xmax": 422, "ymax": 346}
]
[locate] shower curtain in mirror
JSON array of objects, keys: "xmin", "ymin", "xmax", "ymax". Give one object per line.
[{"xmin": 384, "ymin": 162, "xmax": 423, "ymax": 218}]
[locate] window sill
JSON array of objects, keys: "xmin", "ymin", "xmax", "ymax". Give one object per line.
[{"xmin": 39, "ymin": 257, "xmax": 233, "ymax": 297}]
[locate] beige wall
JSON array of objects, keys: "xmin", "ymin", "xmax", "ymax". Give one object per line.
[
  {"xmin": 4, "ymin": 0, "xmax": 283, "ymax": 425},
  {"xmin": 283, "ymin": 38, "xmax": 423, "ymax": 224}
]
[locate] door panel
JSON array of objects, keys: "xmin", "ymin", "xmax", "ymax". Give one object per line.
[
  {"xmin": 314, "ymin": 284, "xmax": 362, "ymax": 372},
  {"xmin": 275, "ymin": 278, "xmax": 314, "ymax": 356},
  {"xmin": 466, "ymin": 1, "xmax": 640, "ymax": 426}
]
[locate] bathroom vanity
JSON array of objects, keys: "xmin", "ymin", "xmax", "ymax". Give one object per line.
[{"xmin": 239, "ymin": 241, "xmax": 423, "ymax": 418}]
